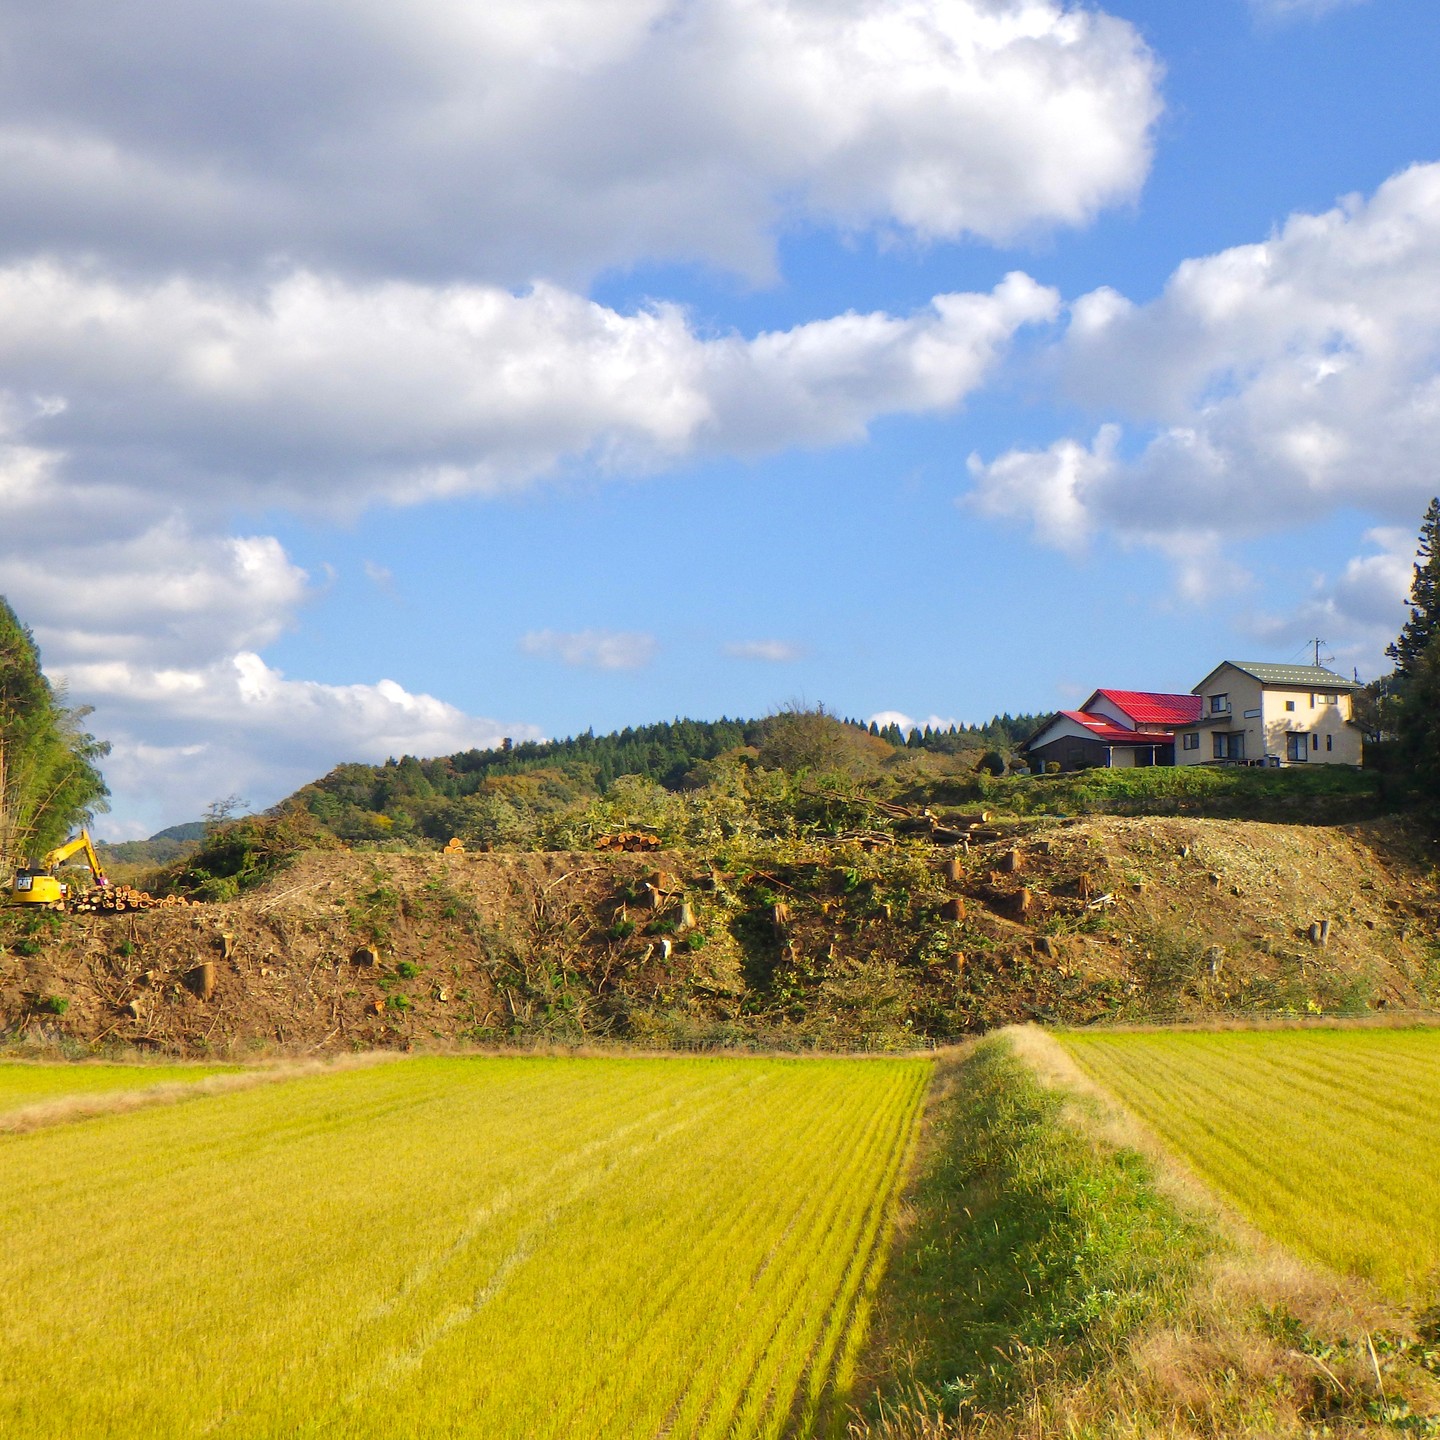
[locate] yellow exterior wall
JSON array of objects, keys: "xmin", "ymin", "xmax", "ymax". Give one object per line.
[{"xmin": 1174, "ymin": 665, "xmax": 1362, "ymax": 767}]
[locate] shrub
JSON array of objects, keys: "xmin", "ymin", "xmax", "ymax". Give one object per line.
[
  {"xmin": 35, "ymin": 995, "xmax": 69, "ymax": 1015},
  {"xmin": 395, "ymin": 960, "xmax": 420, "ymax": 979}
]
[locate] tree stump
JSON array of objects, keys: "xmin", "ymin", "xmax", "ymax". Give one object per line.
[
  {"xmin": 940, "ymin": 897, "xmax": 965, "ymax": 923},
  {"xmin": 184, "ymin": 962, "xmax": 216, "ymax": 1000},
  {"xmin": 999, "ymin": 849, "xmax": 1022, "ymax": 874},
  {"xmin": 1012, "ymin": 888, "xmax": 1033, "ymax": 921},
  {"xmin": 941, "ymin": 858, "xmax": 963, "ymax": 886},
  {"xmin": 351, "ymin": 946, "xmax": 379, "ymax": 966}
]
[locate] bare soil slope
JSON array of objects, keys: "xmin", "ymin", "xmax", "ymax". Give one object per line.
[{"xmin": 1, "ymin": 817, "xmax": 1434, "ymax": 1056}]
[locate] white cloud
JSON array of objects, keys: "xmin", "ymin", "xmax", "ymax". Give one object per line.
[
  {"xmin": 72, "ymin": 652, "xmax": 541, "ymax": 840},
  {"xmin": 362, "ymin": 560, "xmax": 395, "ymax": 593},
  {"xmin": 1249, "ymin": 0, "xmax": 1367, "ymax": 20},
  {"xmin": 0, "ymin": 257, "xmax": 1052, "ymax": 835},
  {"xmin": 0, "ymin": 513, "xmax": 534, "ymax": 832},
  {"xmin": 970, "ymin": 162, "xmax": 1440, "ymax": 606},
  {"xmin": 723, "ymin": 639, "xmax": 806, "ymax": 662},
  {"xmin": 0, "ymin": 263, "xmax": 1056, "ymax": 519},
  {"xmin": 1, "ymin": 519, "xmax": 310, "ymax": 668},
  {"xmin": 1242, "ymin": 526, "xmax": 1416, "ymax": 674},
  {"xmin": 518, "ymin": 629, "xmax": 658, "ymax": 670},
  {"xmin": 867, "ymin": 709, "xmax": 962, "ymax": 732},
  {"xmin": 0, "ymin": 1, "xmax": 1161, "ymax": 282}
]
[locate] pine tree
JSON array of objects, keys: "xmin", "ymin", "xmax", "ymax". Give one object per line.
[
  {"xmin": 1387, "ymin": 497, "xmax": 1440, "ymax": 677},
  {"xmin": 1397, "ymin": 632, "xmax": 1440, "ymax": 826},
  {"xmin": 0, "ymin": 596, "xmax": 110, "ymax": 863}
]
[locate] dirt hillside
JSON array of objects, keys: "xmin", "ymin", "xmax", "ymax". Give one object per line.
[{"xmin": 1, "ymin": 816, "xmax": 1435, "ymax": 1056}]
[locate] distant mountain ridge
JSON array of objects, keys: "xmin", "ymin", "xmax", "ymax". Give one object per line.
[{"xmin": 96, "ymin": 821, "xmax": 206, "ymax": 867}]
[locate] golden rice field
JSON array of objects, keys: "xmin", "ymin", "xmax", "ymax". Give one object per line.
[
  {"xmin": 1059, "ymin": 1028, "xmax": 1440, "ymax": 1300},
  {"xmin": 0, "ymin": 1059, "xmax": 233, "ymax": 1114},
  {"xmin": 0, "ymin": 1054, "xmax": 928, "ymax": 1439}
]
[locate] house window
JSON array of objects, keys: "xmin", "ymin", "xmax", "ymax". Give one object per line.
[
  {"xmin": 1210, "ymin": 693, "xmax": 1229, "ymax": 714},
  {"xmin": 1312, "ymin": 733, "xmax": 1320, "ymax": 751},
  {"xmin": 1285, "ymin": 700, "xmax": 1296, "ymax": 712},
  {"xmin": 1326, "ymin": 734, "xmax": 1333, "ymax": 752},
  {"xmin": 1318, "ymin": 693, "xmax": 1337, "ymax": 705},
  {"xmin": 1213, "ymin": 732, "xmax": 1244, "ymax": 761},
  {"xmin": 1182, "ymin": 732, "xmax": 1199, "ymax": 751},
  {"xmin": 1287, "ymin": 733, "xmax": 1309, "ymax": 762}
]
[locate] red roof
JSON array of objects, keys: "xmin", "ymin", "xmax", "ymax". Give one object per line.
[
  {"xmin": 1056, "ymin": 711, "xmax": 1176, "ymax": 746},
  {"xmin": 1087, "ymin": 689, "xmax": 1203, "ymax": 727}
]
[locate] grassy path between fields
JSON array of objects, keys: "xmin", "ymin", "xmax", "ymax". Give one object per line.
[{"xmin": 851, "ymin": 1030, "xmax": 1440, "ymax": 1439}]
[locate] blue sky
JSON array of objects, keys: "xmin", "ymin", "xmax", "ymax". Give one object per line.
[{"xmin": 0, "ymin": 0, "xmax": 1435, "ymax": 836}]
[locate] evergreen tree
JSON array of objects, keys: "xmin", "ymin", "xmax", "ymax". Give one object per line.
[
  {"xmin": 1387, "ymin": 497, "xmax": 1440, "ymax": 677},
  {"xmin": 1397, "ymin": 633, "xmax": 1440, "ymax": 826},
  {"xmin": 0, "ymin": 596, "xmax": 110, "ymax": 863}
]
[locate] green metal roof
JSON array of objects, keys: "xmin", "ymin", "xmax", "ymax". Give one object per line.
[{"xmin": 1201, "ymin": 661, "xmax": 1360, "ymax": 691}]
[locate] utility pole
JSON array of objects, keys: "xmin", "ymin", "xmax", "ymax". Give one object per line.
[{"xmin": 1305, "ymin": 637, "xmax": 1330, "ymax": 669}]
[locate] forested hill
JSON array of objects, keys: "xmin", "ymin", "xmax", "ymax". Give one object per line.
[{"xmin": 290, "ymin": 711, "xmax": 1041, "ymax": 845}]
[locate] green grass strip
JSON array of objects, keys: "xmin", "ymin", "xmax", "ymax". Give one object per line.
[{"xmin": 861, "ymin": 1038, "xmax": 1210, "ymax": 1425}]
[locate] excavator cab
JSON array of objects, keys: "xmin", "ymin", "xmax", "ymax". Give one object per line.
[
  {"xmin": 4, "ymin": 830, "xmax": 108, "ymax": 910},
  {"xmin": 8, "ymin": 869, "xmax": 70, "ymax": 908}
]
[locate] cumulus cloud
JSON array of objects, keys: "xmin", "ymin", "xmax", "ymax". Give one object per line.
[
  {"xmin": 723, "ymin": 639, "xmax": 806, "ymax": 662},
  {"xmin": 0, "ymin": 264, "xmax": 1057, "ymax": 518},
  {"xmin": 1242, "ymin": 527, "xmax": 1415, "ymax": 674},
  {"xmin": 0, "ymin": 516, "xmax": 536, "ymax": 832},
  {"xmin": 0, "ymin": 240, "xmax": 1051, "ymax": 833},
  {"xmin": 518, "ymin": 629, "xmax": 658, "ymax": 670},
  {"xmin": 0, "ymin": 0, "xmax": 1160, "ymax": 283},
  {"xmin": 867, "ymin": 709, "xmax": 963, "ymax": 732},
  {"xmin": 65, "ymin": 652, "xmax": 541, "ymax": 840},
  {"xmin": 0, "ymin": 519, "xmax": 310, "ymax": 668},
  {"xmin": 970, "ymin": 162, "xmax": 1440, "ymax": 621}
]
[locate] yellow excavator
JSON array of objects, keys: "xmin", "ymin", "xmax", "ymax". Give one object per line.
[{"xmin": 5, "ymin": 829, "xmax": 110, "ymax": 910}]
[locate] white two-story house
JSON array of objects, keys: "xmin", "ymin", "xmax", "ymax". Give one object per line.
[{"xmin": 1173, "ymin": 661, "xmax": 1362, "ymax": 767}]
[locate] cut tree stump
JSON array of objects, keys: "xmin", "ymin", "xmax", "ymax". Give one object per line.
[
  {"xmin": 184, "ymin": 962, "xmax": 216, "ymax": 1000},
  {"xmin": 940, "ymin": 897, "xmax": 965, "ymax": 923}
]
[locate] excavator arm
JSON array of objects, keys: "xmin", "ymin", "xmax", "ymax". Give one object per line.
[{"xmin": 39, "ymin": 830, "xmax": 108, "ymax": 887}]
